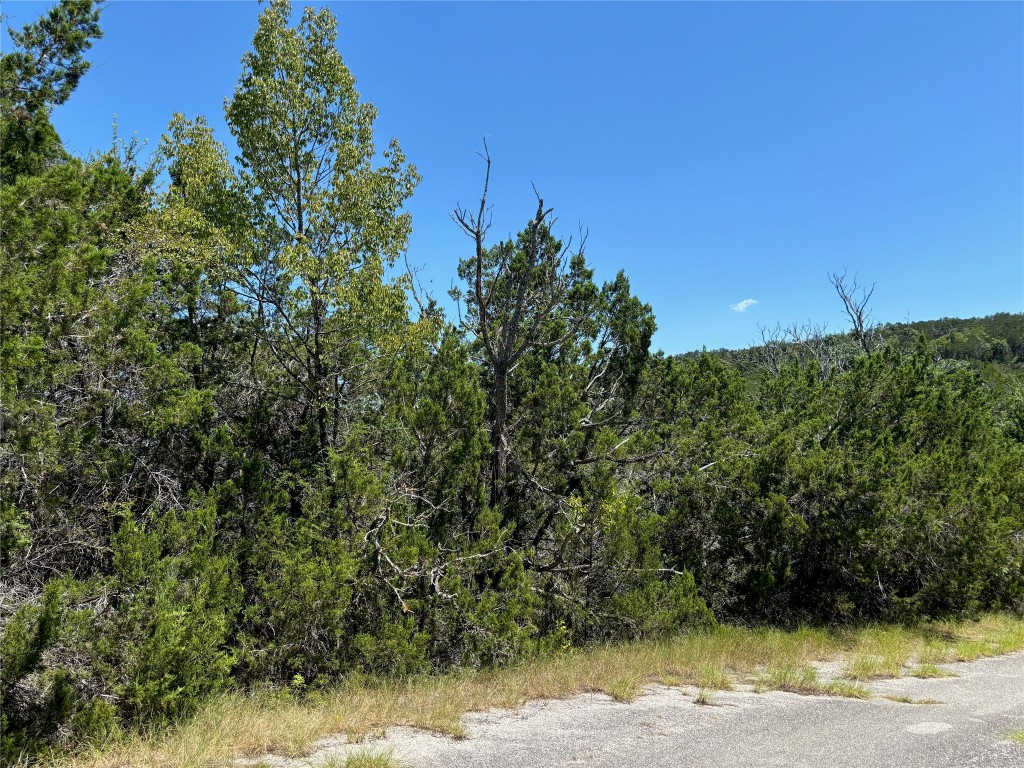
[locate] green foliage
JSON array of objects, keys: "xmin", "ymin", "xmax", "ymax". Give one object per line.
[
  {"xmin": 224, "ymin": 0, "xmax": 421, "ymax": 460},
  {"xmin": 0, "ymin": 578, "xmax": 122, "ymax": 762},
  {"xmin": 108, "ymin": 503, "xmax": 239, "ymax": 724},
  {"xmin": 660, "ymin": 347, "xmax": 1024, "ymax": 623},
  {"xmin": 237, "ymin": 479, "xmax": 361, "ymax": 682},
  {"xmin": 690, "ymin": 312, "xmax": 1024, "ymax": 381},
  {"xmin": 598, "ymin": 492, "xmax": 715, "ymax": 637},
  {"xmin": 0, "ymin": 0, "xmax": 101, "ymax": 182},
  {"xmin": 0, "ymin": 0, "xmax": 101, "ymax": 111},
  {"xmin": 0, "ymin": 501, "xmax": 239, "ymax": 758},
  {"xmin": 2, "ymin": 1, "xmax": 1021, "ymax": 762}
]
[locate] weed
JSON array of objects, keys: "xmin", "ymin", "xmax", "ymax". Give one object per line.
[
  {"xmin": 334, "ymin": 750, "xmax": 403, "ymax": 768},
  {"xmin": 881, "ymin": 695, "xmax": 941, "ymax": 705},
  {"xmin": 819, "ymin": 681, "xmax": 871, "ymax": 699},
  {"xmin": 908, "ymin": 664, "xmax": 955, "ymax": 679},
  {"xmin": 756, "ymin": 665, "xmax": 821, "ymax": 694},
  {"xmin": 696, "ymin": 664, "xmax": 733, "ymax": 691},
  {"xmin": 694, "ymin": 689, "xmax": 716, "ymax": 706}
]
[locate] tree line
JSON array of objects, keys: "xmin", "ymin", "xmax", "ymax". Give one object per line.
[{"xmin": 2, "ymin": 1, "xmax": 1022, "ymax": 760}]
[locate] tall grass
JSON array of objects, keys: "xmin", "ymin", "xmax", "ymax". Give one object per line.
[{"xmin": 48, "ymin": 613, "xmax": 1024, "ymax": 768}]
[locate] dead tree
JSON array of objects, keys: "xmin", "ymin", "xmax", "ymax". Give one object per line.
[
  {"xmin": 829, "ymin": 270, "xmax": 876, "ymax": 353},
  {"xmin": 452, "ymin": 140, "xmax": 592, "ymax": 510},
  {"xmin": 756, "ymin": 320, "xmax": 849, "ymax": 378}
]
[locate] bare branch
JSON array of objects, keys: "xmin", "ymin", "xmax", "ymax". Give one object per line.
[{"xmin": 829, "ymin": 269, "xmax": 876, "ymax": 353}]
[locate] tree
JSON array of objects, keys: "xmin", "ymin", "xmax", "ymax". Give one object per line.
[
  {"xmin": 0, "ymin": 0, "xmax": 100, "ymax": 110},
  {"xmin": 225, "ymin": 0, "xmax": 420, "ymax": 459},
  {"xmin": 0, "ymin": 3, "xmax": 244, "ymax": 748},
  {"xmin": 451, "ymin": 146, "xmax": 709, "ymax": 643},
  {"xmin": 452, "ymin": 142, "xmax": 600, "ymax": 509},
  {"xmin": 205, "ymin": 0, "xmax": 435, "ymax": 683},
  {"xmin": 829, "ymin": 269, "xmax": 876, "ymax": 353},
  {"xmin": 0, "ymin": 0, "xmax": 102, "ymax": 182}
]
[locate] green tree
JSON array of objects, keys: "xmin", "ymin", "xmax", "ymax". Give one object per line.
[
  {"xmin": 452, "ymin": 149, "xmax": 710, "ymax": 644},
  {"xmin": 0, "ymin": 0, "xmax": 101, "ymax": 182},
  {"xmin": 452, "ymin": 147, "xmax": 597, "ymax": 511},
  {"xmin": 225, "ymin": 0, "xmax": 420, "ymax": 459},
  {"xmin": 209, "ymin": 0, "xmax": 429, "ymax": 683}
]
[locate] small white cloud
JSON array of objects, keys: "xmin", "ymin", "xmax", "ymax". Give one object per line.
[{"xmin": 730, "ymin": 298, "xmax": 758, "ymax": 313}]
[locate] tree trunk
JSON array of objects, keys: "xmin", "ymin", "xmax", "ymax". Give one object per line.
[{"xmin": 490, "ymin": 365, "xmax": 509, "ymax": 510}]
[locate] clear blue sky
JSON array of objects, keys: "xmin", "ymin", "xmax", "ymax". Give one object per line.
[{"xmin": 7, "ymin": 1, "xmax": 1022, "ymax": 354}]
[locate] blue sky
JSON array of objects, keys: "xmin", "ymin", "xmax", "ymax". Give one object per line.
[{"xmin": 7, "ymin": 1, "xmax": 1022, "ymax": 354}]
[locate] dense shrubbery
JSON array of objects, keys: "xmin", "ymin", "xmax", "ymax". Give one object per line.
[
  {"xmin": 656, "ymin": 350, "xmax": 1024, "ymax": 623},
  {"xmin": 2, "ymin": 1, "xmax": 1022, "ymax": 761}
]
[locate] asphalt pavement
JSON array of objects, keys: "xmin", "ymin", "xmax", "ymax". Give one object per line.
[{"xmin": 278, "ymin": 652, "xmax": 1024, "ymax": 767}]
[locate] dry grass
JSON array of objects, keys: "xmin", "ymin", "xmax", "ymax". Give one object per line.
[
  {"xmin": 841, "ymin": 626, "xmax": 916, "ymax": 680},
  {"xmin": 48, "ymin": 613, "xmax": 1024, "ymax": 768},
  {"xmin": 325, "ymin": 751, "xmax": 403, "ymax": 768},
  {"xmin": 840, "ymin": 613, "xmax": 1024, "ymax": 681},
  {"xmin": 907, "ymin": 663, "xmax": 956, "ymax": 679},
  {"xmin": 881, "ymin": 695, "xmax": 941, "ymax": 705}
]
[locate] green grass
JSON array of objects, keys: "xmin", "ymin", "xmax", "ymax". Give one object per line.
[
  {"xmin": 841, "ymin": 627, "xmax": 915, "ymax": 680},
  {"xmin": 908, "ymin": 663, "xmax": 956, "ymax": 679},
  {"xmin": 694, "ymin": 689, "xmax": 717, "ymax": 706},
  {"xmin": 1008, "ymin": 730, "xmax": 1024, "ymax": 744}
]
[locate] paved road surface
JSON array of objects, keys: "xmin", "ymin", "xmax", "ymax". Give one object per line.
[{"xmin": 295, "ymin": 653, "xmax": 1024, "ymax": 767}]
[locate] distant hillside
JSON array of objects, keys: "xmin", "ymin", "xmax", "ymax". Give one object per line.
[
  {"xmin": 878, "ymin": 313, "xmax": 1024, "ymax": 363},
  {"xmin": 682, "ymin": 312, "xmax": 1024, "ymax": 377}
]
